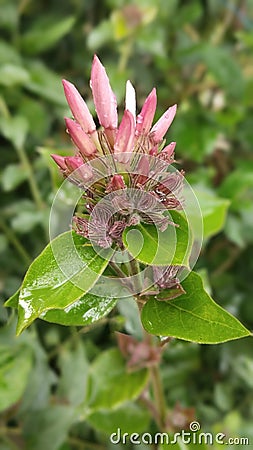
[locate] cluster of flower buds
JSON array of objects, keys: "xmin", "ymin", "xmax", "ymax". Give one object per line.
[
  {"xmin": 52, "ymin": 55, "xmax": 183, "ymax": 225},
  {"xmin": 52, "ymin": 55, "xmax": 185, "ymax": 295}
]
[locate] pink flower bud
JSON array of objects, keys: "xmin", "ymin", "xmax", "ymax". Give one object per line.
[
  {"xmin": 62, "ymin": 79, "xmax": 96, "ymax": 134},
  {"xmin": 65, "ymin": 118, "xmax": 97, "ymax": 157},
  {"xmin": 64, "ymin": 156, "xmax": 93, "ymax": 184},
  {"xmin": 106, "ymin": 174, "xmax": 126, "ymax": 192},
  {"xmin": 72, "ymin": 216, "xmax": 89, "ymax": 238},
  {"xmin": 90, "ymin": 55, "xmax": 118, "ymax": 130},
  {"xmin": 151, "ymin": 104, "xmax": 177, "ymax": 143},
  {"xmin": 159, "ymin": 142, "xmax": 176, "ymax": 162},
  {"xmin": 114, "ymin": 110, "xmax": 135, "ymax": 163},
  {"xmin": 64, "ymin": 155, "xmax": 84, "ymax": 172},
  {"xmin": 51, "ymin": 154, "xmax": 67, "ymax": 171},
  {"xmin": 149, "ymin": 146, "xmax": 158, "ymax": 156},
  {"xmin": 136, "ymin": 88, "xmax": 157, "ymax": 136}
]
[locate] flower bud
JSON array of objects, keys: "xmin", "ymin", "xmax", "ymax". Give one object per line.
[
  {"xmin": 65, "ymin": 118, "xmax": 97, "ymax": 157},
  {"xmin": 151, "ymin": 104, "xmax": 177, "ymax": 143}
]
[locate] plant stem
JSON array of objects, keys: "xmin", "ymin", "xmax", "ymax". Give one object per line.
[
  {"xmin": 109, "ymin": 261, "xmax": 127, "ymax": 278},
  {"xmin": 15, "ymin": 145, "xmax": 45, "ymax": 211},
  {"xmin": 212, "ymin": 246, "xmax": 241, "ymax": 277},
  {"xmin": 150, "ymin": 362, "xmax": 167, "ymax": 431},
  {"xmin": 0, "ymin": 219, "xmax": 31, "ymax": 265},
  {"xmin": 128, "ymin": 258, "xmax": 143, "ymax": 294},
  {"xmin": 139, "ymin": 391, "xmax": 160, "ymax": 422},
  {"xmin": 118, "ymin": 38, "xmax": 134, "ymax": 72}
]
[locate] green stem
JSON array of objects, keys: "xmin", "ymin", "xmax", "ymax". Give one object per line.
[
  {"xmin": 109, "ymin": 261, "xmax": 127, "ymax": 278},
  {"xmin": 0, "ymin": 97, "xmax": 10, "ymax": 118},
  {"xmin": 118, "ymin": 38, "xmax": 134, "ymax": 72},
  {"xmin": 0, "ymin": 219, "xmax": 31, "ymax": 265},
  {"xmin": 128, "ymin": 258, "xmax": 143, "ymax": 294},
  {"xmin": 15, "ymin": 146, "xmax": 45, "ymax": 211},
  {"xmin": 0, "ymin": 102, "xmax": 44, "ymax": 212},
  {"xmin": 139, "ymin": 391, "xmax": 160, "ymax": 424},
  {"xmin": 150, "ymin": 364, "xmax": 167, "ymax": 431}
]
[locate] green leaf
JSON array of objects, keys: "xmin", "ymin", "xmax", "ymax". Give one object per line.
[
  {"xmin": 175, "ymin": 2, "xmax": 202, "ymax": 25},
  {"xmin": 57, "ymin": 341, "xmax": 88, "ymax": 406},
  {"xmin": 23, "ymin": 405, "xmax": 75, "ymax": 450},
  {"xmin": 0, "ymin": 115, "xmax": 29, "ymax": 150},
  {"xmin": 236, "ymin": 30, "xmax": 253, "ymax": 49},
  {"xmin": 0, "ymin": 64, "xmax": 30, "ymax": 87},
  {"xmin": 117, "ymin": 297, "xmax": 144, "ymax": 340},
  {"xmin": 0, "ymin": 344, "xmax": 32, "ymax": 411},
  {"xmin": 185, "ymin": 186, "xmax": 230, "ymax": 239},
  {"xmin": 232, "ymin": 355, "xmax": 253, "ymax": 389},
  {"xmin": 16, "ymin": 231, "xmax": 111, "ymax": 335},
  {"xmin": 25, "ymin": 61, "xmax": 66, "ymax": 105},
  {"xmin": 19, "ymin": 339, "xmax": 56, "ymax": 413},
  {"xmin": 18, "ymin": 96, "xmax": 50, "ymax": 140},
  {"xmin": 87, "ymin": 19, "xmax": 113, "ymax": 50},
  {"xmin": 122, "ymin": 210, "xmax": 192, "ymax": 266},
  {"xmin": 201, "ymin": 45, "xmax": 244, "ymax": 98},
  {"xmin": 11, "ymin": 209, "xmax": 44, "ymax": 234},
  {"xmin": 85, "ymin": 348, "xmax": 149, "ymax": 412},
  {"xmin": 4, "ymin": 288, "xmax": 19, "ymax": 308},
  {"xmin": 1, "ymin": 163, "xmax": 28, "ymax": 191},
  {"xmin": 0, "ymin": 41, "xmax": 21, "ymax": 65},
  {"xmin": 41, "ymin": 292, "xmax": 117, "ymax": 327},
  {"xmin": 0, "ymin": 0, "xmax": 18, "ymax": 31},
  {"xmin": 21, "ymin": 16, "xmax": 75, "ymax": 55},
  {"xmin": 87, "ymin": 402, "xmax": 150, "ymax": 435},
  {"xmin": 224, "ymin": 214, "xmax": 246, "ymax": 248},
  {"xmin": 141, "ymin": 271, "xmax": 251, "ymax": 344},
  {"xmin": 218, "ymin": 168, "xmax": 253, "ymax": 211},
  {"xmin": 214, "ymin": 382, "xmax": 233, "ymax": 412},
  {"xmin": 171, "ymin": 110, "xmax": 217, "ymax": 163}
]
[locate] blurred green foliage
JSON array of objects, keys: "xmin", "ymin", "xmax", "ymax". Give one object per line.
[{"xmin": 1, "ymin": 0, "xmax": 253, "ymax": 448}]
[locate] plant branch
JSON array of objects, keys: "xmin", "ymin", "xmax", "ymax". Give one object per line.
[
  {"xmin": 128, "ymin": 258, "xmax": 143, "ymax": 294},
  {"xmin": 149, "ymin": 363, "xmax": 167, "ymax": 431},
  {"xmin": 139, "ymin": 391, "xmax": 160, "ymax": 422},
  {"xmin": 109, "ymin": 261, "xmax": 127, "ymax": 278},
  {"xmin": 15, "ymin": 145, "xmax": 45, "ymax": 211},
  {"xmin": 212, "ymin": 246, "xmax": 241, "ymax": 277},
  {"xmin": 0, "ymin": 219, "xmax": 32, "ymax": 265}
]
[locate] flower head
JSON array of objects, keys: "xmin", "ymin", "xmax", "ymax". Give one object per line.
[{"xmin": 52, "ymin": 55, "xmax": 182, "ymax": 250}]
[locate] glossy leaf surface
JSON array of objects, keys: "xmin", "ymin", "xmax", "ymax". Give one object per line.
[
  {"xmin": 141, "ymin": 271, "xmax": 251, "ymax": 344},
  {"xmin": 123, "ymin": 210, "xmax": 192, "ymax": 266},
  {"xmin": 16, "ymin": 231, "xmax": 111, "ymax": 334},
  {"xmin": 41, "ymin": 292, "xmax": 117, "ymax": 326}
]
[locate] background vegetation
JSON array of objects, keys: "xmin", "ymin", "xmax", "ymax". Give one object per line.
[{"xmin": 1, "ymin": 0, "xmax": 253, "ymax": 448}]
